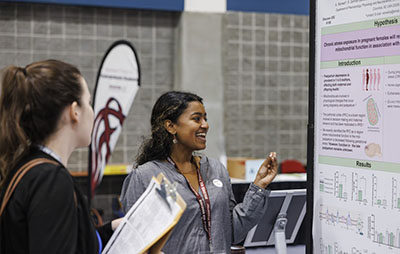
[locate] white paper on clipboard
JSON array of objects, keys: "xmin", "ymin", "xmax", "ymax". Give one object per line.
[{"xmin": 102, "ymin": 173, "xmax": 186, "ymax": 254}]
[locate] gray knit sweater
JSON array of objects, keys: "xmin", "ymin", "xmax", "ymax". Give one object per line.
[{"xmin": 120, "ymin": 156, "xmax": 270, "ymax": 254}]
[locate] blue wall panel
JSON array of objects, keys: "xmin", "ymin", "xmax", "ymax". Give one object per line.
[
  {"xmin": 4, "ymin": 0, "xmax": 184, "ymax": 11},
  {"xmin": 5, "ymin": 0, "xmax": 309, "ymax": 15},
  {"xmin": 227, "ymin": 0, "xmax": 309, "ymax": 15}
]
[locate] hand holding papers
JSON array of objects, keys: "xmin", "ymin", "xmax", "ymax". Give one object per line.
[{"xmin": 103, "ymin": 173, "xmax": 186, "ymax": 254}]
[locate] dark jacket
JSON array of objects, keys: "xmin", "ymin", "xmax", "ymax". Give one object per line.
[{"xmin": 0, "ymin": 148, "xmax": 112, "ymax": 254}]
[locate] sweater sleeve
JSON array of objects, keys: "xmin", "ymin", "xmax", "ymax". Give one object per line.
[
  {"xmin": 97, "ymin": 222, "xmax": 113, "ymax": 247},
  {"xmin": 227, "ymin": 172, "xmax": 271, "ymax": 244},
  {"xmin": 120, "ymin": 168, "xmax": 147, "ymax": 213},
  {"xmin": 26, "ymin": 164, "xmax": 78, "ymax": 254}
]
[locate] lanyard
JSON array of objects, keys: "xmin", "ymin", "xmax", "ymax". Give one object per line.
[
  {"xmin": 37, "ymin": 145, "xmax": 62, "ymax": 164},
  {"xmin": 167, "ymin": 157, "xmax": 212, "ymax": 243}
]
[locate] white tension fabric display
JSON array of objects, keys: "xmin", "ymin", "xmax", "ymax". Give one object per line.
[
  {"xmin": 312, "ymin": 0, "xmax": 400, "ymax": 253},
  {"xmin": 89, "ymin": 41, "xmax": 140, "ymax": 198}
]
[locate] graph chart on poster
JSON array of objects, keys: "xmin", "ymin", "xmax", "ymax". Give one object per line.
[{"xmin": 313, "ymin": 0, "xmax": 400, "ymax": 253}]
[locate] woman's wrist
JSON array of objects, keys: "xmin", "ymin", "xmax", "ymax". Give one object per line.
[{"xmin": 253, "ymin": 178, "xmax": 269, "ymax": 189}]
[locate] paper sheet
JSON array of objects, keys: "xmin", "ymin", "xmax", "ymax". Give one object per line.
[{"xmin": 103, "ymin": 174, "xmax": 185, "ymax": 254}]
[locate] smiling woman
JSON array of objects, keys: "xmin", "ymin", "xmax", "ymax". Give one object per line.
[
  {"xmin": 164, "ymin": 100, "xmax": 209, "ymax": 155},
  {"xmin": 120, "ymin": 91, "xmax": 279, "ymax": 254}
]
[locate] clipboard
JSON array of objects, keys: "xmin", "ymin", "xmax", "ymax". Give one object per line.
[{"xmin": 102, "ymin": 173, "xmax": 186, "ymax": 254}]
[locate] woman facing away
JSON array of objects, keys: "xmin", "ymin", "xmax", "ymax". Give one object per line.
[
  {"xmin": 120, "ymin": 91, "xmax": 278, "ymax": 253},
  {"xmin": 0, "ymin": 59, "xmax": 121, "ymax": 253}
]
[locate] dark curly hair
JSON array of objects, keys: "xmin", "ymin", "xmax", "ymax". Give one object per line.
[{"xmin": 135, "ymin": 91, "xmax": 203, "ymax": 166}]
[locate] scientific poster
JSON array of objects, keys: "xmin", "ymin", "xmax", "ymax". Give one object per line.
[{"xmin": 313, "ymin": 0, "xmax": 400, "ymax": 253}]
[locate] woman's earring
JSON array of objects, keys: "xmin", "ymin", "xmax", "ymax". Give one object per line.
[{"xmin": 173, "ymin": 135, "xmax": 178, "ymax": 144}]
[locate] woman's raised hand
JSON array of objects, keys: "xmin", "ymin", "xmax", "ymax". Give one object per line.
[{"xmin": 253, "ymin": 152, "xmax": 278, "ymax": 189}]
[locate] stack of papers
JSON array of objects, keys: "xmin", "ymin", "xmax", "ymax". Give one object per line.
[{"xmin": 103, "ymin": 173, "xmax": 186, "ymax": 254}]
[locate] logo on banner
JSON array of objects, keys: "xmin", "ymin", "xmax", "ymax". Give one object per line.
[{"xmin": 91, "ymin": 97, "xmax": 125, "ymax": 192}]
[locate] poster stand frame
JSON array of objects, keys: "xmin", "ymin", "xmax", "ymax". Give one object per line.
[{"xmin": 306, "ymin": 0, "xmax": 316, "ymax": 253}]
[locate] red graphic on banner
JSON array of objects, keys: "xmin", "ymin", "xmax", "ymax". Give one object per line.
[{"xmin": 91, "ymin": 98, "xmax": 125, "ymax": 194}]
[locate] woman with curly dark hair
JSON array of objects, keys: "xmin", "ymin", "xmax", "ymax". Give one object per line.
[{"xmin": 121, "ymin": 91, "xmax": 278, "ymax": 253}]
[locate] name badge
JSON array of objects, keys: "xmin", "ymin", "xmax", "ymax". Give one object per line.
[{"xmin": 213, "ymin": 179, "xmax": 223, "ymax": 188}]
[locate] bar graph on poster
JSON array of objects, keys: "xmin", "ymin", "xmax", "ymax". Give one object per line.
[{"xmin": 313, "ymin": 0, "xmax": 400, "ymax": 253}]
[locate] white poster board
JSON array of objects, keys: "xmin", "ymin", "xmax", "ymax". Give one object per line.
[{"xmin": 313, "ymin": 1, "xmax": 400, "ymax": 253}]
